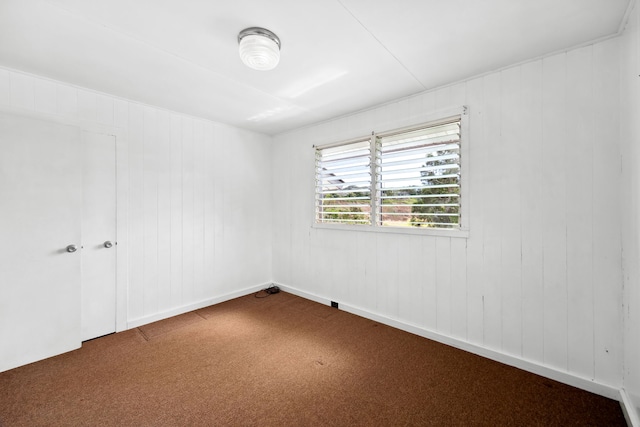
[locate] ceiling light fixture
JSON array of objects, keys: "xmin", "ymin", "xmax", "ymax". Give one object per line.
[{"xmin": 238, "ymin": 27, "xmax": 281, "ymax": 71}]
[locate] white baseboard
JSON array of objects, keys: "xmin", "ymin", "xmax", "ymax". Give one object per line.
[
  {"xmin": 275, "ymin": 282, "xmax": 621, "ymax": 401},
  {"xmin": 621, "ymin": 388, "xmax": 640, "ymax": 427},
  {"xmin": 126, "ymin": 282, "xmax": 271, "ymax": 329}
]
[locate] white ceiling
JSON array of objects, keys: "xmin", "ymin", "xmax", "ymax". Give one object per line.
[{"xmin": 0, "ymin": 0, "xmax": 631, "ymax": 135}]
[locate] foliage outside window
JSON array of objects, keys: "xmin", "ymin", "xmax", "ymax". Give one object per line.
[{"xmin": 315, "ymin": 112, "xmax": 464, "ymax": 232}]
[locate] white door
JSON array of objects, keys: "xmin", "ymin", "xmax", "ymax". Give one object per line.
[
  {"xmin": 81, "ymin": 132, "xmax": 116, "ymax": 341},
  {"xmin": 0, "ymin": 113, "xmax": 82, "ymax": 373}
]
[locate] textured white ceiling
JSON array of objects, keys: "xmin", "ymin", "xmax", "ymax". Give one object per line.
[{"xmin": 0, "ymin": 0, "xmax": 631, "ymax": 135}]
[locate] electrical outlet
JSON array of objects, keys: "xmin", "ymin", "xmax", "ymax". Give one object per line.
[{"xmin": 331, "ymin": 301, "xmax": 339, "ymax": 309}]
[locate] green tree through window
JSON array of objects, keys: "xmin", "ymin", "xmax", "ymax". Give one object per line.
[{"xmin": 410, "ymin": 148, "xmax": 460, "ymax": 227}]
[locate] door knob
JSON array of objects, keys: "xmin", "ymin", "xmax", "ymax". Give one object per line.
[
  {"xmin": 104, "ymin": 241, "xmax": 113, "ymax": 248},
  {"xmin": 66, "ymin": 244, "xmax": 78, "ymax": 253}
]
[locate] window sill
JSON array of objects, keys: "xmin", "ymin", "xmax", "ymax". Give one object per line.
[{"xmin": 312, "ymin": 222, "xmax": 469, "ymax": 238}]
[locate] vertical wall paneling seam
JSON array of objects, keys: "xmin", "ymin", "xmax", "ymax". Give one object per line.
[
  {"xmin": 201, "ymin": 126, "xmax": 205, "ymax": 292},
  {"xmin": 464, "ymin": 238, "xmax": 468, "ymax": 341},
  {"xmin": 435, "ymin": 238, "xmax": 439, "ymax": 331},
  {"xmin": 191, "ymin": 120, "xmax": 195, "ymax": 295},
  {"xmin": 519, "ymin": 64, "xmax": 524, "ymax": 358},
  {"xmin": 198, "ymin": 122, "xmax": 203, "ymax": 295},
  {"xmin": 170, "ymin": 117, "xmax": 174, "ymax": 303},
  {"xmin": 123, "ymin": 106, "xmax": 130, "ymax": 332},
  {"xmin": 208, "ymin": 125, "xmax": 212, "ymax": 292},
  {"xmin": 499, "ymin": 74, "xmax": 504, "ymax": 352},
  {"xmin": 169, "ymin": 116, "xmax": 174, "ymax": 304},
  {"xmin": 203, "ymin": 126, "xmax": 207, "ymax": 291},
  {"xmin": 141, "ymin": 111, "xmax": 146, "ymax": 315},
  {"xmin": 564, "ymin": 51, "xmax": 570, "ymax": 371},
  {"xmin": 466, "ymin": 238, "xmax": 469, "ymax": 340},
  {"xmin": 621, "ymin": 3, "xmax": 630, "ymax": 386},
  {"xmin": 540, "ymin": 58, "xmax": 546, "ymax": 365},
  {"xmin": 289, "ymin": 141, "xmax": 293, "ymax": 288},
  {"xmin": 463, "ymin": 101, "xmax": 469, "ymax": 235},
  {"xmin": 536, "ymin": 63, "xmax": 544, "ymax": 362},
  {"xmin": 480, "ymin": 75, "xmax": 486, "ymax": 348},
  {"xmin": 201, "ymin": 123, "xmax": 205, "ymax": 294},
  {"xmin": 192, "ymin": 122, "xmax": 196, "ymax": 296},
  {"xmin": 147, "ymin": 108, "xmax": 159, "ymax": 315},
  {"xmin": 620, "ymin": 34, "xmax": 626, "ymax": 387},
  {"xmin": 132, "ymin": 107, "xmax": 138, "ymax": 320},
  {"xmin": 156, "ymin": 113, "xmax": 160, "ymax": 313},
  {"xmin": 220, "ymin": 128, "xmax": 225, "ymax": 292},
  {"xmin": 192, "ymin": 121, "xmax": 196, "ymax": 297},
  {"xmin": 211, "ymin": 125, "xmax": 216, "ymax": 291},
  {"xmin": 181, "ymin": 118, "xmax": 184, "ymax": 305},
  {"xmin": 501, "ymin": 71, "xmax": 507, "ymax": 353},
  {"xmin": 115, "ymin": 130, "xmax": 123, "ymax": 330},
  {"xmin": 480, "ymin": 73, "xmax": 486, "ymax": 348},
  {"xmin": 126, "ymin": 106, "xmax": 130, "ymax": 320},
  {"xmin": 175, "ymin": 115, "xmax": 183, "ymax": 304},
  {"xmin": 395, "ymin": 236, "xmax": 400, "ymax": 319},
  {"xmin": 589, "ymin": 46, "xmax": 596, "ymax": 378},
  {"xmin": 464, "ymin": 86, "xmax": 470, "ymax": 342},
  {"xmin": 419, "ymin": 236, "xmax": 425, "ymax": 328},
  {"xmin": 449, "ymin": 238, "xmax": 453, "ymax": 335}
]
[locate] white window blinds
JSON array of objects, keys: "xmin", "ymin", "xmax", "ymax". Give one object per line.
[
  {"xmin": 377, "ymin": 117, "xmax": 461, "ymax": 228},
  {"xmin": 315, "ymin": 139, "xmax": 372, "ymax": 225},
  {"xmin": 314, "ymin": 111, "xmax": 465, "ymax": 232}
]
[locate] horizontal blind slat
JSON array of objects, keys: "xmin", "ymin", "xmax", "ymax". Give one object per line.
[
  {"xmin": 380, "ymin": 137, "xmax": 460, "ymax": 155},
  {"xmin": 379, "ymin": 193, "xmax": 460, "ymax": 200},
  {"xmin": 380, "ymin": 153, "xmax": 459, "ymax": 168},
  {"xmin": 379, "ymin": 173, "xmax": 459, "ymax": 183}
]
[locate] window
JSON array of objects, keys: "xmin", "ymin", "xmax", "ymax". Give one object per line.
[
  {"xmin": 315, "ymin": 138, "xmax": 372, "ymax": 225},
  {"xmin": 315, "ymin": 109, "xmax": 466, "ymax": 234},
  {"xmin": 377, "ymin": 118, "xmax": 461, "ymax": 228}
]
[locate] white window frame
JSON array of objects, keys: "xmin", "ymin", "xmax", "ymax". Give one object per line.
[{"xmin": 313, "ymin": 106, "xmax": 469, "ymax": 238}]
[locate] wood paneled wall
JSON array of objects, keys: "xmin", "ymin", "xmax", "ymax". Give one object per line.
[
  {"xmin": 272, "ymin": 40, "xmax": 623, "ymax": 389},
  {"xmin": 125, "ymin": 104, "xmax": 272, "ymax": 324},
  {"xmin": 0, "ymin": 68, "xmax": 273, "ymax": 328}
]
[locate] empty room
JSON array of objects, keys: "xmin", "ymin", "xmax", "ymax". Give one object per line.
[{"xmin": 1, "ymin": 0, "xmax": 639, "ymax": 425}]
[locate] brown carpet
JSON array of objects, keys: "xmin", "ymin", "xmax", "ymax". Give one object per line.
[{"xmin": 0, "ymin": 291, "xmax": 626, "ymax": 426}]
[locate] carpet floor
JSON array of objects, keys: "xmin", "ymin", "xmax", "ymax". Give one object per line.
[{"xmin": 0, "ymin": 291, "xmax": 626, "ymax": 426}]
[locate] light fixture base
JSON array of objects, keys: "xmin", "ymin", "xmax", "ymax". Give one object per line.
[{"xmin": 238, "ymin": 27, "xmax": 281, "ymax": 49}]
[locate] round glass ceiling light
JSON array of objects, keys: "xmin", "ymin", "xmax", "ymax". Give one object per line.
[{"xmin": 238, "ymin": 27, "xmax": 281, "ymax": 71}]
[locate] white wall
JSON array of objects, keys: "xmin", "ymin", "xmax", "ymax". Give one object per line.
[
  {"xmin": 0, "ymin": 67, "xmax": 273, "ymax": 330},
  {"xmin": 621, "ymin": 0, "xmax": 640, "ymax": 422},
  {"xmin": 272, "ymin": 38, "xmax": 623, "ymax": 394},
  {"xmin": 123, "ymin": 102, "xmax": 272, "ymax": 326}
]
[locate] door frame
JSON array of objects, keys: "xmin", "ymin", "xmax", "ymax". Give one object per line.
[{"xmin": 0, "ymin": 106, "xmax": 129, "ymax": 334}]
